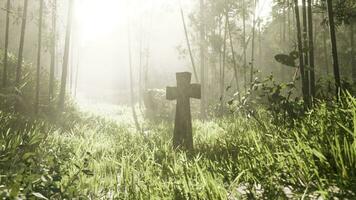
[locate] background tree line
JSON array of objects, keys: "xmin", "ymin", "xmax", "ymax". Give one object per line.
[
  {"xmin": 0, "ymin": 0, "xmax": 356, "ymax": 117},
  {"xmin": 0, "ymin": 0, "xmax": 76, "ymax": 115},
  {"xmin": 177, "ymin": 0, "xmax": 356, "ymax": 117}
]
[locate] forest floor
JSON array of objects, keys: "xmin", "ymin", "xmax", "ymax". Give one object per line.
[{"xmin": 1, "ymin": 97, "xmax": 356, "ymax": 199}]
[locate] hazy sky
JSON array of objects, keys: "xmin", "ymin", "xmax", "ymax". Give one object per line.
[
  {"xmin": 74, "ymin": 0, "xmax": 188, "ymax": 100},
  {"xmin": 72, "ymin": 0, "xmax": 272, "ymax": 102}
]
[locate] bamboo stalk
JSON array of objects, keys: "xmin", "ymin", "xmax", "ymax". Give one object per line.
[
  {"xmin": 58, "ymin": 0, "xmax": 75, "ymax": 111},
  {"xmin": 127, "ymin": 20, "xmax": 141, "ymax": 132},
  {"xmin": 3, "ymin": 0, "xmax": 10, "ymax": 87},
  {"xmin": 179, "ymin": 3, "xmax": 199, "ymax": 82},
  {"xmin": 49, "ymin": 0, "xmax": 57, "ymax": 102},
  {"xmin": 326, "ymin": 0, "xmax": 341, "ymax": 95},
  {"xmin": 35, "ymin": 0, "xmax": 44, "ymax": 114}
]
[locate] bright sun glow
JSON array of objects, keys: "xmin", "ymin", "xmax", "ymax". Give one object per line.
[
  {"xmin": 74, "ymin": 0, "xmax": 272, "ymax": 43},
  {"xmin": 75, "ymin": 0, "xmax": 127, "ymax": 43}
]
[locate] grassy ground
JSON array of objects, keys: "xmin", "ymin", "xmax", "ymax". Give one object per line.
[{"xmin": 1, "ymin": 96, "xmax": 356, "ymax": 199}]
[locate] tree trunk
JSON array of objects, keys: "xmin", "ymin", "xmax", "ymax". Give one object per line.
[
  {"xmin": 288, "ymin": 0, "xmax": 291, "ymax": 42},
  {"xmin": 180, "ymin": 5, "xmax": 199, "ymax": 82},
  {"xmin": 58, "ymin": 0, "xmax": 74, "ymax": 111},
  {"xmin": 258, "ymin": 20, "xmax": 262, "ymax": 71},
  {"xmin": 73, "ymin": 46, "xmax": 80, "ymax": 98},
  {"xmin": 351, "ymin": 19, "xmax": 356, "ymax": 83},
  {"xmin": 3, "ymin": 0, "xmax": 10, "ymax": 87},
  {"xmin": 16, "ymin": 0, "xmax": 29, "ymax": 87},
  {"xmin": 74, "ymin": 57, "xmax": 79, "ymax": 97},
  {"xmin": 200, "ymin": 0, "xmax": 206, "ymax": 118},
  {"xmin": 326, "ymin": 0, "xmax": 341, "ymax": 94},
  {"xmin": 220, "ymin": 12, "xmax": 228, "ymax": 114},
  {"xmin": 294, "ymin": 0, "xmax": 308, "ymax": 104},
  {"xmin": 218, "ymin": 18, "xmax": 223, "ymax": 103},
  {"xmin": 69, "ymin": 41, "xmax": 75, "ymax": 95},
  {"xmin": 302, "ymin": 0, "xmax": 310, "ymax": 103},
  {"xmin": 35, "ymin": 0, "xmax": 43, "ymax": 114},
  {"xmin": 322, "ymin": 13, "xmax": 329, "ymax": 76},
  {"xmin": 49, "ymin": 0, "xmax": 57, "ymax": 102},
  {"xmin": 307, "ymin": 0, "xmax": 315, "ymax": 97},
  {"xmin": 128, "ymin": 23, "xmax": 141, "ymax": 132},
  {"xmin": 138, "ymin": 22, "xmax": 143, "ymax": 109},
  {"xmin": 250, "ymin": 0, "xmax": 257, "ymax": 86},
  {"xmin": 144, "ymin": 47, "xmax": 149, "ymax": 91},
  {"xmin": 282, "ymin": 1, "xmax": 286, "ymax": 43},
  {"xmin": 227, "ymin": 15, "xmax": 240, "ymax": 98},
  {"xmin": 242, "ymin": 0, "xmax": 247, "ymax": 93}
]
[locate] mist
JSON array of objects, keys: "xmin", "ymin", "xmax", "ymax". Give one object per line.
[
  {"xmin": 72, "ymin": 0, "xmax": 194, "ymax": 104},
  {"xmin": 1, "ymin": 0, "xmax": 355, "ymax": 198}
]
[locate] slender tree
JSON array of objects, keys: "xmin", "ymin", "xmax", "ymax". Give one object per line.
[
  {"xmin": 351, "ymin": 19, "xmax": 356, "ymax": 83},
  {"xmin": 258, "ymin": 19, "xmax": 263, "ymax": 70},
  {"xmin": 282, "ymin": 1, "xmax": 287, "ymax": 43},
  {"xmin": 307, "ymin": 0, "xmax": 315, "ymax": 97},
  {"xmin": 49, "ymin": 0, "xmax": 57, "ymax": 102},
  {"xmin": 294, "ymin": 0, "xmax": 308, "ymax": 104},
  {"xmin": 250, "ymin": 0, "xmax": 257, "ymax": 86},
  {"xmin": 138, "ymin": 20, "xmax": 144, "ymax": 109},
  {"xmin": 73, "ymin": 47, "xmax": 80, "ymax": 97},
  {"xmin": 35, "ymin": 0, "xmax": 44, "ymax": 114},
  {"xmin": 218, "ymin": 18, "xmax": 223, "ymax": 94},
  {"xmin": 58, "ymin": 0, "xmax": 75, "ymax": 110},
  {"xmin": 288, "ymin": 0, "xmax": 292, "ymax": 42},
  {"xmin": 301, "ymin": 0, "xmax": 310, "ymax": 102},
  {"xmin": 227, "ymin": 15, "xmax": 240, "ymax": 96},
  {"xmin": 200, "ymin": 0, "xmax": 206, "ymax": 118},
  {"xmin": 242, "ymin": 0, "xmax": 247, "ymax": 92},
  {"xmin": 128, "ymin": 23, "xmax": 141, "ymax": 132},
  {"xmin": 144, "ymin": 47, "xmax": 150, "ymax": 91},
  {"xmin": 220, "ymin": 11, "xmax": 228, "ymax": 113},
  {"xmin": 322, "ymin": 13, "xmax": 330, "ymax": 76},
  {"xmin": 3, "ymin": 0, "xmax": 11, "ymax": 87},
  {"xmin": 143, "ymin": 3, "xmax": 153, "ymax": 92},
  {"xmin": 180, "ymin": 4, "xmax": 199, "ymax": 82},
  {"xmin": 326, "ymin": 0, "xmax": 341, "ymax": 94},
  {"xmin": 16, "ymin": 0, "xmax": 29, "ymax": 87},
  {"xmin": 69, "ymin": 41, "xmax": 75, "ymax": 95}
]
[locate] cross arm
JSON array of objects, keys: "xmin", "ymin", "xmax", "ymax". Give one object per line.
[
  {"xmin": 188, "ymin": 84, "xmax": 201, "ymax": 99},
  {"xmin": 166, "ymin": 86, "xmax": 178, "ymax": 100}
]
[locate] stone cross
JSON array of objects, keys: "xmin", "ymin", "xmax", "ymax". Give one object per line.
[{"xmin": 166, "ymin": 72, "xmax": 201, "ymax": 150}]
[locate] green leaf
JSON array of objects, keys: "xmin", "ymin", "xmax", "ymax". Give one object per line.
[
  {"xmin": 10, "ymin": 183, "xmax": 20, "ymax": 198},
  {"xmin": 289, "ymin": 51, "xmax": 299, "ymax": 59},
  {"xmin": 32, "ymin": 192, "xmax": 49, "ymax": 200},
  {"xmin": 311, "ymin": 149, "xmax": 327, "ymax": 163},
  {"xmin": 227, "ymin": 99, "xmax": 234, "ymax": 105},
  {"xmin": 22, "ymin": 152, "xmax": 36, "ymax": 160},
  {"xmin": 82, "ymin": 169, "xmax": 94, "ymax": 176},
  {"xmin": 274, "ymin": 54, "xmax": 296, "ymax": 67}
]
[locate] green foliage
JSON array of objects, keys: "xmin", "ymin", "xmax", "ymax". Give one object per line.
[
  {"xmin": 143, "ymin": 89, "xmax": 174, "ymax": 121},
  {"xmin": 229, "ymin": 75, "xmax": 304, "ymax": 125},
  {"xmin": 0, "ymin": 50, "xmax": 64, "ymax": 116},
  {"xmin": 274, "ymin": 51, "xmax": 300, "ymax": 67},
  {"xmin": 2, "ymin": 92, "xmax": 355, "ymax": 198}
]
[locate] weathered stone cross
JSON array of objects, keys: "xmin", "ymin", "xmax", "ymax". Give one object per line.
[{"xmin": 166, "ymin": 72, "xmax": 201, "ymax": 150}]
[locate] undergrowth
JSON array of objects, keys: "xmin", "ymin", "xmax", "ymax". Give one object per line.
[{"xmin": 1, "ymin": 94, "xmax": 355, "ymax": 199}]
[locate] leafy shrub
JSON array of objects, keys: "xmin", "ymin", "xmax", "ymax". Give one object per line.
[
  {"xmin": 0, "ymin": 51, "xmax": 62, "ymax": 116},
  {"xmin": 143, "ymin": 89, "xmax": 175, "ymax": 121},
  {"xmin": 0, "ymin": 111, "xmax": 95, "ymax": 199},
  {"xmin": 229, "ymin": 74, "xmax": 304, "ymax": 125}
]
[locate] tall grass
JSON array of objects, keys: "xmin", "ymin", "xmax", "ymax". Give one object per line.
[{"xmin": 1, "ymin": 95, "xmax": 355, "ymax": 199}]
